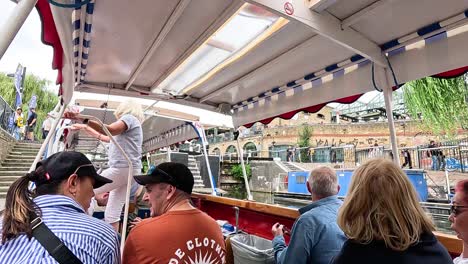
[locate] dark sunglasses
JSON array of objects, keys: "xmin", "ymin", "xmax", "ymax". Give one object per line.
[{"xmin": 450, "ymin": 204, "xmax": 468, "ymax": 216}]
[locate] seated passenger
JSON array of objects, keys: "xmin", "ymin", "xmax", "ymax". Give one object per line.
[
  {"xmin": 0, "ymin": 151, "xmax": 120, "ymax": 264},
  {"xmin": 122, "ymin": 162, "xmax": 226, "ymax": 264},
  {"xmin": 449, "ymin": 179, "xmax": 468, "ymax": 264},
  {"xmin": 271, "ymin": 166, "xmax": 346, "ymax": 264},
  {"xmin": 332, "ymin": 158, "xmax": 452, "ymax": 264}
]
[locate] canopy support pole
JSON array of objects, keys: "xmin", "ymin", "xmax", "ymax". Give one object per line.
[
  {"xmin": 30, "ymin": 102, "xmax": 67, "ymax": 172},
  {"xmin": 236, "ymin": 137, "xmax": 254, "ymax": 201},
  {"xmin": 188, "ymin": 122, "xmax": 217, "ymax": 196},
  {"xmin": 383, "ymin": 69, "xmax": 400, "ymax": 166},
  {"xmin": 201, "ymin": 142, "xmax": 217, "ymax": 196},
  {"xmin": 167, "ymin": 145, "xmax": 171, "ymax": 162},
  {"xmin": 0, "ymin": 0, "xmax": 38, "ymax": 60}
]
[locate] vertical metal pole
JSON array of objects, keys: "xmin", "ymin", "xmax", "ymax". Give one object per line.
[
  {"xmin": 237, "ymin": 138, "xmax": 253, "ymax": 200},
  {"xmin": 30, "ymin": 103, "xmax": 67, "ymax": 172},
  {"xmin": 416, "ymin": 147, "xmax": 420, "ymax": 169},
  {"xmin": 444, "ymin": 168, "xmax": 451, "ymax": 201},
  {"xmin": 458, "ymin": 146, "xmax": 464, "ymax": 173},
  {"xmin": 189, "ymin": 122, "xmax": 217, "ymax": 196},
  {"xmin": 166, "ymin": 145, "xmax": 171, "ymax": 162},
  {"xmin": 383, "ymin": 69, "xmax": 400, "ymax": 167},
  {"xmin": 146, "ymin": 152, "xmax": 150, "ymax": 170},
  {"xmin": 0, "ymin": 0, "xmax": 38, "ymax": 60},
  {"xmin": 201, "ymin": 142, "xmax": 217, "ymax": 196}
]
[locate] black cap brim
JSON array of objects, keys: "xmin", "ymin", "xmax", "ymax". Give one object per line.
[
  {"xmin": 93, "ymin": 173, "xmax": 113, "ymax": 189},
  {"xmin": 134, "ymin": 174, "xmax": 161, "ymax": 186}
]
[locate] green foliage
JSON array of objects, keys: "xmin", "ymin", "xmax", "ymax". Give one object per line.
[
  {"xmin": 0, "ymin": 73, "xmax": 58, "ymax": 139},
  {"xmin": 230, "ymin": 164, "xmax": 251, "ymax": 182},
  {"xmin": 298, "ymin": 125, "xmax": 312, "ymax": 161},
  {"xmin": 403, "ymin": 75, "xmax": 468, "ymax": 136}
]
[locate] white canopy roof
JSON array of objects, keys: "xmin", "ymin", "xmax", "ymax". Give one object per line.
[{"xmin": 46, "ymin": 0, "xmax": 468, "ymax": 127}]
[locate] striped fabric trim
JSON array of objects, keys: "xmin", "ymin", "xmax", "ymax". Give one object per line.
[
  {"xmin": 232, "ymin": 10, "xmax": 468, "ymax": 113},
  {"xmin": 72, "ymin": 0, "xmax": 95, "ymax": 83}
]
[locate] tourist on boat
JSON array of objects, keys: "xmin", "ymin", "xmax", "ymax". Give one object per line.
[
  {"xmin": 26, "ymin": 107, "xmax": 37, "ymax": 141},
  {"xmin": 332, "ymin": 158, "xmax": 452, "ymax": 264},
  {"xmin": 0, "ymin": 151, "xmax": 120, "ymax": 264},
  {"xmin": 67, "ymin": 99, "xmax": 144, "ymax": 231},
  {"xmin": 271, "ymin": 166, "xmax": 346, "ymax": 264},
  {"xmin": 449, "ymin": 179, "xmax": 468, "ymax": 264},
  {"xmin": 122, "ymin": 162, "xmax": 226, "ymax": 264}
]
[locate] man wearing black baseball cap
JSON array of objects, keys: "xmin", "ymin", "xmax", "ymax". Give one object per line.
[{"xmin": 123, "ymin": 162, "xmax": 226, "ymax": 264}]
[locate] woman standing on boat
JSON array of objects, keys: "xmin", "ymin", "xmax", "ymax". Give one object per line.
[
  {"xmin": 66, "ymin": 99, "xmax": 144, "ymax": 231},
  {"xmin": 332, "ymin": 158, "xmax": 452, "ymax": 264}
]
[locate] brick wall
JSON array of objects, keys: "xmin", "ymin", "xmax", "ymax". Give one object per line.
[
  {"xmin": 211, "ymin": 121, "xmax": 467, "ymax": 154},
  {"xmin": 0, "ymin": 128, "xmax": 15, "ymax": 164}
]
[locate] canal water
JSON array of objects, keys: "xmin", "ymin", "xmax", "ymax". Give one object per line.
[{"xmin": 225, "ymin": 191, "xmax": 455, "ymax": 235}]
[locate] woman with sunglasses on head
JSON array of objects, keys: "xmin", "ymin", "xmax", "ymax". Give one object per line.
[
  {"xmin": 0, "ymin": 151, "xmax": 120, "ymax": 264},
  {"xmin": 332, "ymin": 158, "xmax": 452, "ymax": 264},
  {"xmin": 450, "ymin": 179, "xmax": 468, "ymax": 264},
  {"xmin": 67, "ymin": 99, "xmax": 144, "ymax": 232}
]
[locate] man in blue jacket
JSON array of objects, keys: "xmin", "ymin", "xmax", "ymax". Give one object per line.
[{"xmin": 272, "ymin": 166, "xmax": 346, "ymax": 264}]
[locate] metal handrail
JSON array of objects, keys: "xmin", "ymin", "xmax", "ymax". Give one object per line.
[{"xmin": 77, "ymin": 114, "xmax": 133, "ymax": 252}]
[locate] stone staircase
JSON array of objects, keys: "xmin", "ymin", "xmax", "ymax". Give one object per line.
[
  {"xmin": 188, "ymin": 155, "xmax": 205, "ymax": 189},
  {"xmin": 279, "ymin": 161, "xmax": 302, "ymax": 172},
  {"xmin": 0, "ymin": 142, "xmax": 41, "ymax": 198}
]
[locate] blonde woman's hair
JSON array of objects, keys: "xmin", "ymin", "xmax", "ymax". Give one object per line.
[
  {"xmin": 337, "ymin": 158, "xmax": 434, "ymax": 251},
  {"xmin": 114, "ymin": 99, "xmax": 144, "ymax": 123}
]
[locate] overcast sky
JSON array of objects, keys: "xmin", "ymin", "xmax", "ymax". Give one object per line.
[{"xmin": 0, "ymin": 1, "xmax": 58, "ymax": 91}]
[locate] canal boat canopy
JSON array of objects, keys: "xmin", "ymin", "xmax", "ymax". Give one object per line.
[
  {"xmin": 33, "ymin": 0, "xmax": 468, "ymax": 128},
  {"xmin": 1, "ymin": 0, "xmax": 466, "ymax": 256}
]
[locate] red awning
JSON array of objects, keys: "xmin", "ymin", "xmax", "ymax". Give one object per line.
[{"xmin": 35, "ymin": 0, "xmax": 63, "ymax": 86}]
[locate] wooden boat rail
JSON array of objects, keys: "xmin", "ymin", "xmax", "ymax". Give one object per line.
[{"xmin": 192, "ymin": 193, "xmax": 462, "ymax": 257}]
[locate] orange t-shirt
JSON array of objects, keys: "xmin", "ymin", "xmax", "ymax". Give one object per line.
[{"xmin": 123, "ymin": 208, "xmax": 226, "ymax": 264}]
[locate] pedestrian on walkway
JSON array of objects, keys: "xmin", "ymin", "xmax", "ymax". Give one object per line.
[
  {"xmin": 26, "ymin": 108, "xmax": 37, "ymax": 141},
  {"xmin": 41, "ymin": 112, "xmax": 53, "ymax": 139},
  {"xmin": 13, "ymin": 107, "xmax": 24, "ymax": 140}
]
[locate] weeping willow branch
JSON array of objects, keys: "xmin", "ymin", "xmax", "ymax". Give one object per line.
[{"xmin": 403, "ymin": 74, "xmax": 468, "ymax": 136}]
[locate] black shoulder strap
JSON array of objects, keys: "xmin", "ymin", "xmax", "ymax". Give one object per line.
[{"xmin": 31, "ymin": 213, "xmax": 83, "ymax": 264}]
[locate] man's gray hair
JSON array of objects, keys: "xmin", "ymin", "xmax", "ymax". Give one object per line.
[{"xmin": 308, "ymin": 166, "xmax": 338, "ymax": 197}]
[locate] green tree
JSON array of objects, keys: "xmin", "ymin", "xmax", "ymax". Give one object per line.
[
  {"xmin": 403, "ymin": 75, "xmax": 468, "ymax": 136},
  {"xmin": 230, "ymin": 164, "xmax": 251, "ymax": 182},
  {"xmin": 228, "ymin": 164, "xmax": 251, "ymax": 199},
  {"xmin": 0, "ymin": 73, "xmax": 58, "ymax": 139},
  {"xmin": 297, "ymin": 125, "xmax": 312, "ymax": 162}
]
